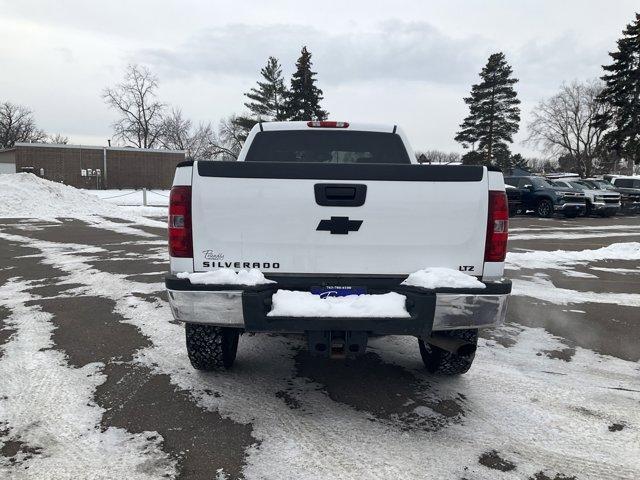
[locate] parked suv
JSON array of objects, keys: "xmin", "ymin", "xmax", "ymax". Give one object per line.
[
  {"xmin": 608, "ymin": 177, "xmax": 640, "ymax": 214},
  {"xmin": 504, "ymin": 176, "xmax": 586, "ymax": 218},
  {"xmin": 552, "ymin": 178, "xmax": 620, "ymax": 217}
]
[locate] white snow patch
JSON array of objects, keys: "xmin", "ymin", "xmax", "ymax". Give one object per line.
[
  {"xmin": 562, "ymin": 270, "xmax": 598, "ymax": 279},
  {"xmin": 177, "ymin": 268, "xmax": 275, "ymax": 286},
  {"xmin": 401, "ymin": 267, "xmax": 485, "ymax": 289},
  {"xmin": 506, "ymin": 242, "xmax": 640, "ymax": 270},
  {"xmin": 591, "ymin": 266, "xmax": 639, "ymax": 274},
  {"xmin": 511, "ymin": 277, "xmax": 640, "ymax": 306},
  {"xmin": 0, "ymin": 281, "xmax": 175, "ymax": 479},
  {"xmin": 267, "ymin": 290, "xmax": 409, "ymax": 317}
]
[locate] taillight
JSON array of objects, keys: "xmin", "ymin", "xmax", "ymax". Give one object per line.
[
  {"xmin": 169, "ymin": 186, "xmax": 192, "ymax": 257},
  {"xmin": 485, "ymin": 190, "xmax": 509, "ymax": 262},
  {"xmin": 307, "ymin": 121, "xmax": 349, "ymax": 128}
]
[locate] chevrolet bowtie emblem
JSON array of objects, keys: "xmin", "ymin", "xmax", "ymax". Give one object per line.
[{"xmin": 316, "ymin": 216, "xmax": 363, "ymax": 235}]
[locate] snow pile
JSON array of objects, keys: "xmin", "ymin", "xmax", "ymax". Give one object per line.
[
  {"xmin": 268, "ymin": 290, "xmax": 409, "ymax": 318},
  {"xmin": 177, "ymin": 268, "xmax": 275, "ymax": 286},
  {"xmin": 507, "ymin": 242, "xmax": 640, "ymax": 270},
  {"xmin": 0, "ymin": 173, "xmax": 125, "ymax": 218},
  {"xmin": 401, "ymin": 267, "xmax": 485, "ymax": 289}
]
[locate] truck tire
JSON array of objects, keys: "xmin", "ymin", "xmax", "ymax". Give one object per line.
[
  {"xmin": 185, "ymin": 324, "xmax": 240, "ymax": 371},
  {"xmin": 418, "ymin": 329, "xmax": 478, "ymax": 375},
  {"xmin": 536, "ymin": 199, "xmax": 553, "ymax": 218}
]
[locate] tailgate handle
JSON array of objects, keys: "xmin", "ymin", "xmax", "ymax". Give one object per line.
[{"xmin": 315, "ymin": 183, "xmax": 367, "ymax": 207}]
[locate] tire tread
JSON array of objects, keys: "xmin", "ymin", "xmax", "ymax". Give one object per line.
[{"xmin": 185, "ymin": 324, "xmax": 239, "ymax": 371}]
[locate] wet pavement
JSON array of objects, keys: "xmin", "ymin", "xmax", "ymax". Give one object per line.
[{"xmin": 0, "ymin": 214, "xmax": 639, "ymax": 479}]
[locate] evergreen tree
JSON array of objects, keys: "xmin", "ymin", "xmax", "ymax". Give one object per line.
[
  {"xmin": 509, "ymin": 153, "xmax": 529, "ymax": 169},
  {"xmin": 492, "ymin": 143, "xmax": 512, "ymax": 171},
  {"xmin": 244, "ymin": 56, "xmax": 288, "ymax": 121},
  {"xmin": 455, "ymin": 52, "xmax": 520, "ymax": 166},
  {"xmin": 594, "ymin": 13, "xmax": 640, "ymax": 172},
  {"xmin": 461, "ymin": 150, "xmax": 484, "ymax": 166},
  {"xmin": 285, "ymin": 46, "xmax": 329, "ymax": 121}
]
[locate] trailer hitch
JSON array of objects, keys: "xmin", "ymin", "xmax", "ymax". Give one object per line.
[{"xmin": 307, "ymin": 331, "xmax": 369, "ymax": 359}]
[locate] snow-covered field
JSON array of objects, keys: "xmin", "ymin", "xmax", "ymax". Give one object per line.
[{"xmin": 0, "ymin": 174, "xmax": 639, "ymax": 479}]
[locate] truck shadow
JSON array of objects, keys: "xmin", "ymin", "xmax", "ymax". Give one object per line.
[{"xmin": 292, "ymin": 348, "xmax": 466, "ymax": 432}]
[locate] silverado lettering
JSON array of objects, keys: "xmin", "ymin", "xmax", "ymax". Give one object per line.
[{"xmin": 202, "ymin": 261, "xmax": 280, "ymax": 269}]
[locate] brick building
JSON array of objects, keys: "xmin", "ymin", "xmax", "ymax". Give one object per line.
[{"xmin": 0, "ymin": 143, "xmax": 185, "ymax": 189}]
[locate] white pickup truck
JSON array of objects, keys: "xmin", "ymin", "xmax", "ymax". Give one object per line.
[{"xmin": 166, "ymin": 121, "xmax": 511, "ymax": 375}]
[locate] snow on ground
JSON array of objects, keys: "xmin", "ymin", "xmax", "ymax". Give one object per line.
[
  {"xmin": 402, "ymin": 267, "xmax": 485, "ymax": 289},
  {"xmin": 2, "ymin": 182, "xmax": 640, "ymax": 478},
  {"xmin": 0, "ymin": 280, "xmax": 176, "ymax": 479},
  {"xmin": 512, "ymin": 276, "xmax": 640, "ymax": 306},
  {"xmin": 1, "ymin": 227, "xmax": 638, "ymax": 479},
  {"xmin": 591, "ymin": 266, "xmax": 639, "ymax": 274},
  {"xmin": 177, "ymin": 268, "xmax": 275, "ymax": 286},
  {"xmin": 268, "ymin": 290, "xmax": 409, "ymax": 317},
  {"xmin": 0, "ymin": 174, "xmax": 166, "ymax": 236},
  {"xmin": 507, "ymin": 242, "xmax": 640, "ymax": 305},
  {"xmin": 0, "ymin": 173, "xmax": 120, "ymax": 219},
  {"xmin": 506, "ymin": 242, "xmax": 640, "ymax": 270}
]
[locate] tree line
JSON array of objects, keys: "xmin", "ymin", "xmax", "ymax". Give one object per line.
[{"xmin": 454, "ymin": 12, "xmax": 640, "ymax": 176}]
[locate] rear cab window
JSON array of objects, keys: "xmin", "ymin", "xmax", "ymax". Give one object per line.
[{"xmin": 245, "ymin": 130, "xmax": 411, "ymax": 164}]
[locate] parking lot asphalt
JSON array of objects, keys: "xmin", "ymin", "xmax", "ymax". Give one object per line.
[{"xmin": 0, "ymin": 214, "xmax": 639, "ymax": 479}]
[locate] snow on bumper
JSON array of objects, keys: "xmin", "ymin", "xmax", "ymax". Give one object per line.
[{"xmin": 165, "ymin": 276, "xmax": 511, "ymax": 333}]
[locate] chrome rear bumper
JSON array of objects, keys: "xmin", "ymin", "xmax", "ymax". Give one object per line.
[{"xmin": 167, "ymin": 279, "xmax": 510, "ymax": 332}]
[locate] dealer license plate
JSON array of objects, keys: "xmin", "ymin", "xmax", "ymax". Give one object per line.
[{"xmin": 310, "ymin": 286, "xmax": 367, "ymax": 298}]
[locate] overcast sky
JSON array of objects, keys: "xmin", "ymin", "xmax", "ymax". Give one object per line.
[{"xmin": 0, "ymin": 0, "xmax": 637, "ymax": 156}]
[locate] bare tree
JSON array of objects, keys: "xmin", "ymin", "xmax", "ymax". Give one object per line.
[
  {"xmin": 527, "ymin": 80, "xmax": 612, "ymax": 177},
  {"xmin": 415, "ymin": 150, "xmax": 461, "ymax": 164},
  {"xmin": 103, "ymin": 64, "xmax": 164, "ymax": 148},
  {"xmin": 48, "ymin": 133, "xmax": 69, "ymax": 144},
  {"xmin": 0, "ymin": 101, "xmax": 47, "ymax": 148},
  {"xmin": 160, "ymin": 108, "xmax": 221, "ymax": 159},
  {"xmin": 215, "ymin": 114, "xmax": 250, "ymax": 160},
  {"xmin": 160, "ymin": 109, "xmax": 255, "ymax": 160}
]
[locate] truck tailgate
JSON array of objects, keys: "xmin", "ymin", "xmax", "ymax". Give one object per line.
[{"xmin": 191, "ymin": 162, "xmax": 488, "ymax": 276}]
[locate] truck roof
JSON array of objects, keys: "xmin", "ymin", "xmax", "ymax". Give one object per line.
[{"xmin": 261, "ymin": 121, "xmax": 397, "ymax": 133}]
